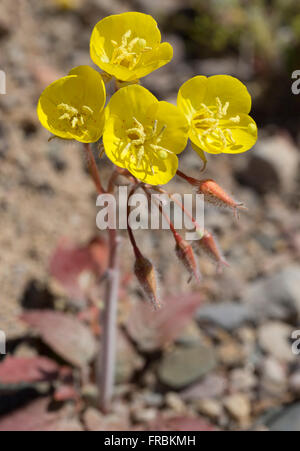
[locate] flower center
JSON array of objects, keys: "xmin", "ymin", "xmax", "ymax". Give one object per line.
[
  {"xmin": 119, "ymin": 117, "xmax": 171, "ymax": 175},
  {"xmin": 58, "ymin": 103, "xmax": 94, "ymax": 134},
  {"xmin": 110, "ymin": 30, "xmax": 152, "ymax": 69},
  {"xmin": 192, "ymin": 97, "xmax": 242, "ymax": 152}
]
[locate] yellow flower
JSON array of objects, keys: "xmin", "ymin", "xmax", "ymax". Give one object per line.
[
  {"xmin": 103, "ymin": 85, "xmax": 189, "ymax": 185},
  {"xmin": 37, "ymin": 66, "xmax": 106, "ymax": 143},
  {"xmin": 90, "ymin": 12, "xmax": 173, "ymax": 82},
  {"xmin": 177, "ymin": 75, "xmax": 258, "ymax": 155}
]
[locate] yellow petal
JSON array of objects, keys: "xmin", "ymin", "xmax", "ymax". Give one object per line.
[
  {"xmin": 68, "ymin": 65, "xmax": 106, "ymax": 112},
  {"xmin": 133, "ymin": 42, "xmax": 173, "ymax": 80},
  {"xmin": 37, "ymin": 66, "xmax": 106, "ymax": 143},
  {"xmin": 190, "ymin": 142, "xmax": 207, "ymax": 171},
  {"xmin": 129, "ymin": 150, "xmax": 178, "ymax": 185},
  {"xmin": 177, "ymin": 76, "xmax": 208, "ymax": 122},
  {"xmin": 224, "ymin": 114, "xmax": 257, "ymax": 154},
  {"xmin": 204, "ymin": 75, "xmax": 252, "ymax": 116},
  {"xmin": 146, "ymin": 100, "xmax": 189, "ymax": 154},
  {"xmin": 105, "ymin": 84, "xmax": 157, "ymax": 128},
  {"xmin": 190, "ymin": 114, "xmax": 257, "ymax": 154},
  {"xmin": 90, "ymin": 12, "xmax": 172, "ymax": 81}
]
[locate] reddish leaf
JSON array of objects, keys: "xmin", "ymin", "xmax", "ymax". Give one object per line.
[
  {"xmin": 147, "ymin": 415, "xmax": 218, "ymax": 431},
  {"xmin": 0, "ymin": 356, "xmax": 59, "ymax": 385},
  {"xmin": 49, "ymin": 237, "xmax": 108, "ymax": 300},
  {"xmin": 126, "ymin": 292, "xmax": 203, "ymax": 352},
  {"xmin": 21, "ymin": 311, "xmax": 97, "ymax": 368},
  {"xmin": 0, "ymin": 398, "xmax": 83, "ymax": 431}
]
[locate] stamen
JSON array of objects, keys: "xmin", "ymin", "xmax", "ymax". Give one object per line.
[
  {"xmin": 82, "ymin": 105, "xmax": 94, "ymax": 115},
  {"xmin": 136, "ymin": 146, "xmax": 145, "ymax": 168},
  {"xmin": 71, "ymin": 117, "xmax": 79, "ymax": 128},
  {"xmin": 120, "ymin": 142, "xmax": 131, "ymax": 159},
  {"xmin": 200, "ymin": 104, "xmax": 214, "ymax": 116},
  {"xmin": 58, "ymin": 103, "xmax": 79, "ymax": 115},
  {"xmin": 230, "ymin": 115, "xmax": 240, "ymax": 123}
]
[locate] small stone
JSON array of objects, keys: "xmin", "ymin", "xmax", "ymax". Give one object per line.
[
  {"xmin": 196, "ymin": 399, "xmax": 223, "ymax": 420},
  {"xmin": 236, "ymin": 134, "xmax": 299, "ymax": 194},
  {"xmin": 165, "ymin": 392, "xmax": 186, "ymax": 413},
  {"xmin": 13, "ymin": 343, "xmax": 38, "ymax": 358},
  {"xmin": 115, "ymin": 332, "xmax": 145, "ymax": 384},
  {"xmin": 82, "ymin": 384, "xmax": 99, "ymax": 408},
  {"xmin": 131, "ymin": 407, "xmax": 157, "ymax": 424},
  {"xmin": 218, "ymin": 341, "xmax": 246, "ymax": 367},
  {"xmin": 261, "ymin": 356, "xmax": 288, "ymax": 394},
  {"xmin": 230, "ymin": 368, "xmax": 257, "ymax": 392},
  {"xmin": 267, "ymin": 403, "xmax": 300, "ymax": 431},
  {"xmin": 224, "ymin": 393, "xmax": 251, "ymax": 427},
  {"xmin": 158, "ymin": 344, "xmax": 216, "ymax": 389},
  {"xmin": 181, "ymin": 374, "xmax": 227, "ymax": 401},
  {"xmin": 289, "ymin": 371, "xmax": 300, "ymax": 394},
  {"xmin": 141, "ymin": 392, "xmax": 163, "ymax": 408},
  {"xmin": 243, "ymin": 265, "xmax": 300, "ymax": 322},
  {"xmin": 258, "ymin": 321, "xmax": 294, "ymax": 363},
  {"xmin": 196, "ymin": 302, "xmax": 253, "ymax": 331}
]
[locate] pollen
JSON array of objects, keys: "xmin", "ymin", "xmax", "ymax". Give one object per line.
[
  {"xmin": 58, "ymin": 103, "xmax": 94, "ymax": 130},
  {"xmin": 191, "ymin": 97, "xmax": 242, "ymax": 153},
  {"xmin": 121, "ymin": 117, "xmax": 170, "ymax": 174},
  {"xmin": 110, "ymin": 29, "xmax": 152, "ymax": 69}
]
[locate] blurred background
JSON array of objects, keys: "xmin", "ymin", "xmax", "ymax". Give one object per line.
[{"xmin": 0, "ymin": 0, "xmax": 300, "ymax": 431}]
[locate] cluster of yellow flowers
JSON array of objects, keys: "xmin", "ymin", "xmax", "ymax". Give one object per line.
[{"xmin": 37, "ymin": 12, "xmax": 257, "ymax": 186}]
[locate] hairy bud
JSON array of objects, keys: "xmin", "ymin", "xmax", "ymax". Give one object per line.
[
  {"xmin": 134, "ymin": 253, "xmax": 161, "ymax": 309},
  {"xmin": 174, "ymin": 232, "xmax": 201, "ymax": 283},
  {"xmin": 194, "ymin": 229, "xmax": 229, "ymax": 271},
  {"xmin": 197, "ymin": 179, "xmax": 246, "ymax": 215}
]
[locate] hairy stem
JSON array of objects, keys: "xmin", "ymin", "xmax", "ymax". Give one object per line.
[
  {"xmin": 84, "ymin": 143, "xmax": 105, "ymax": 194},
  {"xmin": 83, "ymin": 143, "xmax": 119, "ymax": 413},
  {"xmin": 99, "ymin": 227, "xmax": 119, "ymax": 413}
]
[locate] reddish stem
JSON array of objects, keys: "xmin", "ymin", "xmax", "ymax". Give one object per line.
[{"xmin": 84, "ymin": 143, "xmax": 105, "ymax": 194}]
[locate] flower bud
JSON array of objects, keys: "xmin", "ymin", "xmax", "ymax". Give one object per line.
[
  {"xmin": 197, "ymin": 179, "xmax": 246, "ymax": 215},
  {"xmin": 174, "ymin": 232, "xmax": 201, "ymax": 283},
  {"xmin": 194, "ymin": 229, "xmax": 229, "ymax": 270},
  {"xmin": 134, "ymin": 253, "xmax": 161, "ymax": 309}
]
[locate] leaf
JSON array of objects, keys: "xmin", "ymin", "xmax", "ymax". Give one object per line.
[
  {"xmin": 0, "ymin": 356, "xmax": 59, "ymax": 385},
  {"xmin": 49, "ymin": 237, "xmax": 108, "ymax": 301},
  {"xmin": 126, "ymin": 292, "xmax": 203, "ymax": 352},
  {"xmin": 0, "ymin": 398, "xmax": 83, "ymax": 431},
  {"xmin": 21, "ymin": 311, "xmax": 97, "ymax": 368},
  {"xmin": 147, "ymin": 415, "xmax": 218, "ymax": 431}
]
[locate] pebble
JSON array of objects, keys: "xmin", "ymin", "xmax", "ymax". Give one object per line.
[
  {"xmin": 243, "ymin": 265, "xmax": 300, "ymax": 321},
  {"xmin": 258, "ymin": 321, "xmax": 294, "ymax": 363},
  {"xmin": 224, "ymin": 393, "xmax": 251, "ymax": 427},
  {"xmin": 217, "ymin": 341, "xmax": 246, "ymax": 367},
  {"xmin": 229, "ymin": 368, "xmax": 257, "ymax": 392},
  {"xmin": 181, "ymin": 373, "xmax": 227, "ymax": 401},
  {"xmin": 236, "ymin": 134, "xmax": 299, "ymax": 194},
  {"xmin": 158, "ymin": 344, "xmax": 216, "ymax": 389},
  {"xmin": 196, "ymin": 302, "xmax": 253, "ymax": 331},
  {"xmin": 196, "ymin": 399, "xmax": 223, "ymax": 420},
  {"xmin": 261, "ymin": 356, "xmax": 288, "ymax": 394},
  {"xmin": 289, "ymin": 371, "xmax": 300, "ymax": 394},
  {"xmin": 165, "ymin": 392, "xmax": 187, "ymax": 413},
  {"xmin": 267, "ymin": 403, "xmax": 300, "ymax": 431}
]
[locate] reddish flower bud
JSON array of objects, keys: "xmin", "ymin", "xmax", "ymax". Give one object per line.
[
  {"xmin": 134, "ymin": 253, "xmax": 161, "ymax": 310},
  {"xmin": 197, "ymin": 179, "xmax": 246, "ymax": 216},
  {"xmin": 174, "ymin": 231, "xmax": 201, "ymax": 283},
  {"xmin": 195, "ymin": 229, "xmax": 229, "ymax": 271}
]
